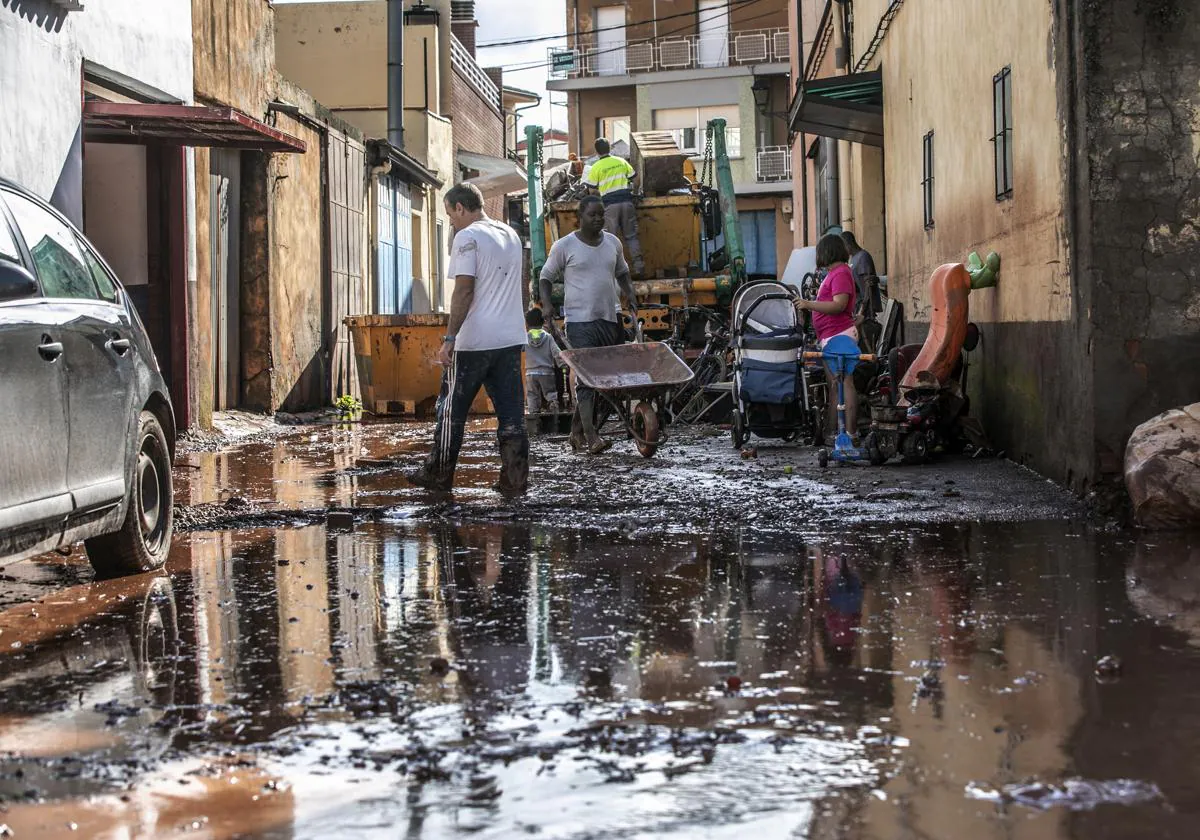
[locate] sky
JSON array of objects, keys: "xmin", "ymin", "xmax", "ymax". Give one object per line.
[
  {"xmin": 275, "ymin": 0, "xmax": 569, "ymax": 143},
  {"xmin": 474, "ymin": 0, "xmax": 567, "ymax": 139}
]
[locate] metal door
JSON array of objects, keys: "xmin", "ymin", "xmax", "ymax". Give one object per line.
[
  {"xmin": 4, "ymin": 190, "xmax": 134, "ymax": 512},
  {"xmin": 739, "ymin": 210, "xmax": 778, "ymax": 277},
  {"xmin": 326, "ymin": 131, "xmax": 366, "ymax": 402},
  {"xmin": 698, "ymin": 0, "xmax": 730, "ymax": 68},
  {"xmin": 376, "ymin": 175, "xmax": 413, "ymax": 315},
  {"xmin": 210, "ymin": 150, "xmax": 241, "ymax": 410},
  {"xmin": 0, "ymin": 272, "xmax": 71, "ymax": 533}
]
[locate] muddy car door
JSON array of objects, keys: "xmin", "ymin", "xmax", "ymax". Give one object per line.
[
  {"xmin": 3, "ymin": 191, "xmax": 135, "ymax": 513},
  {"xmin": 0, "ymin": 200, "xmax": 71, "ymax": 547}
]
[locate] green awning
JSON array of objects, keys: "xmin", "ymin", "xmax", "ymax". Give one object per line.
[{"xmin": 789, "ymin": 71, "xmax": 883, "ymax": 147}]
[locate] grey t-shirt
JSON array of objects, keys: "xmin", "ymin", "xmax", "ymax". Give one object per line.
[
  {"xmin": 541, "ymin": 231, "xmax": 629, "ymax": 323},
  {"xmin": 449, "ymin": 219, "xmax": 528, "ymax": 351}
]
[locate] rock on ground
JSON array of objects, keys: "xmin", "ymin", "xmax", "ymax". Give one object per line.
[{"xmin": 1125, "ymin": 402, "xmax": 1200, "ymax": 530}]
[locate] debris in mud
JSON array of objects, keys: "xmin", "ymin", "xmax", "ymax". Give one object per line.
[
  {"xmin": 966, "ymin": 778, "xmax": 1165, "ymax": 811},
  {"xmin": 1095, "ymin": 655, "xmax": 1123, "ymax": 682},
  {"xmin": 430, "ymin": 657, "xmax": 451, "ymax": 676},
  {"xmin": 326, "ymin": 510, "xmax": 355, "ymax": 531}
]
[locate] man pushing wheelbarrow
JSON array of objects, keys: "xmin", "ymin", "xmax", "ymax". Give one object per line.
[{"xmin": 538, "ymin": 195, "xmax": 641, "ymax": 455}]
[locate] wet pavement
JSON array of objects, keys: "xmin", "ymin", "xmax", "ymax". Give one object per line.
[{"xmin": 1, "ymin": 421, "xmax": 1198, "ymax": 839}]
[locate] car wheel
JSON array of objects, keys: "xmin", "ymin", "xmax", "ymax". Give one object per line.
[{"xmin": 85, "ymin": 411, "xmax": 174, "ymax": 578}]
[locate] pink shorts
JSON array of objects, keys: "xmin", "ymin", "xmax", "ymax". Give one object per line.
[{"xmin": 818, "ymin": 326, "xmax": 859, "ymax": 349}]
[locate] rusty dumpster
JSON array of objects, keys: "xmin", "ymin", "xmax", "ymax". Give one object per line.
[{"xmin": 345, "ymin": 314, "xmax": 492, "ymax": 417}]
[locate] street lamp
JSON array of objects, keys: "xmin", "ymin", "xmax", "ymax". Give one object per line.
[{"xmin": 752, "ymin": 75, "xmax": 772, "ymax": 116}]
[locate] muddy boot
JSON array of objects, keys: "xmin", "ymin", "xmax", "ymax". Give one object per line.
[
  {"xmin": 405, "ymin": 465, "xmax": 453, "ymax": 492},
  {"xmin": 495, "ymin": 435, "xmax": 529, "ymax": 498},
  {"xmin": 578, "ymin": 394, "xmax": 607, "ymax": 456}
]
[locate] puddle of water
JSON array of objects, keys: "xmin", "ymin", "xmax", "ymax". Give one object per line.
[{"xmin": 1, "ymin": 523, "xmax": 1198, "ymax": 839}]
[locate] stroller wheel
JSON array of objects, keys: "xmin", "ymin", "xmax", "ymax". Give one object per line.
[
  {"xmin": 731, "ymin": 408, "xmax": 746, "ymax": 449},
  {"xmin": 817, "ymin": 448, "xmax": 829, "ymax": 469}
]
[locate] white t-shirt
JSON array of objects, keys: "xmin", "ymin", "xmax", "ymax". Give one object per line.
[
  {"xmin": 540, "ymin": 231, "xmax": 629, "ymax": 323},
  {"xmin": 449, "ymin": 218, "xmax": 527, "ymax": 351}
]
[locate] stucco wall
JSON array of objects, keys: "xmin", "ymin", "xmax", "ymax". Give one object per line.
[
  {"xmin": 274, "ymin": 0, "xmax": 454, "ymax": 131},
  {"xmin": 270, "ymin": 113, "xmax": 327, "ymax": 412},
  {"xmin": 192, "ymin": 0, "xmax": 273, "ymax": 113},
  {"xmin": 864, "ymin": 0, "xmax": 1070, "ymax": 327},
  {"xmin": 0, "ymin": 0, "xmax": 193, "ymax": 220},
  {"xmin": 853, "ymin": 0, "xmax": 1091, "ymax": 487}
]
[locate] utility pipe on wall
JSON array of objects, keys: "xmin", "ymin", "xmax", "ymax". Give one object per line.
[{"xmin": 388, "ymin": 0, "xmax": 405, "ymax": 149}]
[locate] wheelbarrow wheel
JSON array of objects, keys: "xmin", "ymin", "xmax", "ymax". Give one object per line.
[
  {"xmin": 632, "ymin": 401, "xmax": 661, "ymax": 458},
  {"xmin": 731, "ymin": 407, "xmax": 746, "ymax": 449}
]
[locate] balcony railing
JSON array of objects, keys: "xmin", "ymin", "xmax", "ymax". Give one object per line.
[
  {"xmin": 549, "ymin": 27, "xmax": 789, "ymax": 79},
  {"xmin": 451, "ymin": 35, "xmax": 501, "ymax": 109},
  {"xmin": 756, "ymin": 146, "xmax": 791, "ymax": 182}
]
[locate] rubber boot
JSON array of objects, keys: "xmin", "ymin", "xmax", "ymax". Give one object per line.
[{"xmin": 495, "ymin": 434, "xmax": 529, "ymax": 498}]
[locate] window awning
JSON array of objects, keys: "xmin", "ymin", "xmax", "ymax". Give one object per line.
[
  {"xmin": 457, "ymin": 150, "xmax": 528, "ymax": 198},
  {"xmin": 366, "ymin": 139, "xmax": 443, "ymax": 189},
  {"xmin": 83, "ymin": 102, "xmax": 307, "ymax": 152},
  {"xmin": 788, "ymin": 71, "xmax": 883, "ymax": 148}
]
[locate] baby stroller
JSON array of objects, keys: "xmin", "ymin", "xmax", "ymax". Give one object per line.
[{"xmin": 729, "ymin": 281, "xmax": 823, "ymax": 448}]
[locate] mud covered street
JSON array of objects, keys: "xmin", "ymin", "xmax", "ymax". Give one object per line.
[{"xmin": 2, "ymin": 422, "xmax": 1199, "ymax": 839}]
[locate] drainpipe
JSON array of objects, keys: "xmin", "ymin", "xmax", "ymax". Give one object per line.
[{"xmin": 388, "ymin": 0, "xmax": 405, "ymax": 150}]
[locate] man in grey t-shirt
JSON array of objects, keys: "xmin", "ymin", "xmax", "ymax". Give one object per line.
[{"xmin": 539, "ymin": 195, "xmax": 639, "ymax": 454}]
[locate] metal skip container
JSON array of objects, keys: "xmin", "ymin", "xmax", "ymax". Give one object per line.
[{"xmin": 344, "ymin": 314, "xmax": 493, "ymax": 416}]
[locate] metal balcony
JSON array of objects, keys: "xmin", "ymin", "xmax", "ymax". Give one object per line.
[
  {"xmin": 549, "ymin": 27, "xmax": 789, "ymax": 80},
  {"xmin": 755, "ymin": 146, "xmax": 792, "ymax": 182}
]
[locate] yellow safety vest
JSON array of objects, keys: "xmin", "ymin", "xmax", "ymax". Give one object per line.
[{"xmin": 588, "ymin": 155, "xmax": 634, "ymax": 197}]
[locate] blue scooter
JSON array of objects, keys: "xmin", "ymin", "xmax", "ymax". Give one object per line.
[{"xmin": 804, "ymin": 334, "xmax": 877, "ymax": 468}]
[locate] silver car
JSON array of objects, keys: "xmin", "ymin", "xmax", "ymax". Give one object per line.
[{"xmin": 0, "ymin": 178, "xmax": 175, "ymax": 578}]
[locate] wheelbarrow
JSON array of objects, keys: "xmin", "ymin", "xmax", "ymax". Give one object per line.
[{"xmin": 559, "ymin": 342, "xmax": 694, "ymax": 458}]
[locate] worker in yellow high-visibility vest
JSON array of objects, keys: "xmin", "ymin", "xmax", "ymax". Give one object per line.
[{"xmin": 584, "ymin": 138, "xmax": 645, "ymax": 279}]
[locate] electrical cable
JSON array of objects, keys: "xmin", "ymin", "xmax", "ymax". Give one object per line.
[
  {"xmin": 492, "ymin": 2, "xmax": 779, "ymax": 75},
  {"xmin": 475, "ymin": 0, "xmax": 762, "ymax": 49}
]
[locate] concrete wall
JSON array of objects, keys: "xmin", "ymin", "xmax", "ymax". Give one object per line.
[
  {"xmin": 1077, "ymin": 0, "xmax": 1200, "ymax": 476},
  {"xmin": 0, "ymin": 0, "xmax": 193, "ymax": 222}
]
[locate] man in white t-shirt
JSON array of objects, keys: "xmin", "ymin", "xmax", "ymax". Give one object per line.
[{"xmin": 406, "ymin": 183, "xmax": 528, "ymax": 496}]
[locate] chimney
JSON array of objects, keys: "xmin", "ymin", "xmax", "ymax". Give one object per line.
[
  {"xmin": 387, "ymin": 0, "xmax": 404, "ymax": 149},
  {"xmin": 451, "ymin": 0, "xmax": 477, "ymax": 57}
]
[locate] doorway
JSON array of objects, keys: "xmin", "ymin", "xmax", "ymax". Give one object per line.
[
  {"xmin": 596, "ymin": 6, "xmax": 627, "ymax": 76},
  {"xmin": 209, "ymin": 150, "xmax": 241, "ymax": 410},
  {"xmin": 377, "ymin": 174, "xmax": 414, "ymax": 314},
  {"xmin": 698, "ymin": 0, "xmax": 730, "ymax": 68}
]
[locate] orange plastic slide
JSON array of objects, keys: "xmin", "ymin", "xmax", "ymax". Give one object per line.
[{"xmin": 899, "ymin": 262, "xmax": 971, "ymax": 393}]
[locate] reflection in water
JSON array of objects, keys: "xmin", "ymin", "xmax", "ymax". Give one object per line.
[{"xmin": 1, "ymin": 523, "xmax": 1199, "ymax": 838}]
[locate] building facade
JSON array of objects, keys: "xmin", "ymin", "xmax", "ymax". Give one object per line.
[
  {"xmin": 787, "ymin": 0, "xmax": 1200, "ymax": 493},
  {"xmin": 547, "ymin": 0, "xmax": 795, "ymax": 276},
  {"xmin": 276, "ymin": 0, "xmax": 509, "ymax": 315}
]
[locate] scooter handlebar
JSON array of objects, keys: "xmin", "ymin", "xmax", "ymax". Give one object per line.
[{"xmin": 803, "ymin": 351, "xmax": 877, "ymax": 361}]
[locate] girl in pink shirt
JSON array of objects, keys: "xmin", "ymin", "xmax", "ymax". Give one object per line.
[{"xmin": 796, "ymin": 233, "xmax": 860, "ymax": 440}]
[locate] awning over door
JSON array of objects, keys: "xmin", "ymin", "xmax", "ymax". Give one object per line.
[
  {"xmin": 83, "ymin": 102, "xmax": 307, "ymax": 153},
  {"xmin": 788, "ymin": 71, "xmax": 883, "ymax": 148},
  {"xmin": 457, "ymin": 150, "xmax": 528, "ymax": 198}
]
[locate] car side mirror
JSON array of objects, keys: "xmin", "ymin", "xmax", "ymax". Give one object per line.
[{"xmin": 0, "ymin": 261, "xmax": 38, "ymax": 302}]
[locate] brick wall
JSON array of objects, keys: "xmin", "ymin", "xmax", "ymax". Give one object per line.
[{"xmin": 450, "ymin": 69, "xmax": 505, "ymax": 218}]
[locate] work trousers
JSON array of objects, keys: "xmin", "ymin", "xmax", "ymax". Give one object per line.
[
  {"xmin": 423, "ymin": 345, "xmax": 529, "ymax": 491},
  {"xmin": 566, "ymin": 319, "xmax": 626, "ymax": 441},
  {"xmin": 603, "ymin": 200, "xmax": 644, "ymax": 275}
]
